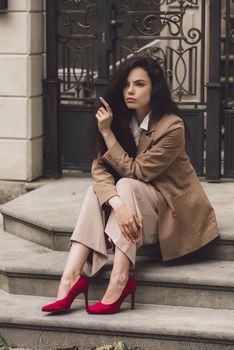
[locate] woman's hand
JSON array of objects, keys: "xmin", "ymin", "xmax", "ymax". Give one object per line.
[
  {"xmin": 109, "ymin": 197, "xmax": 142, "ymax": 243},
  {"xmin": 96, "ymin": 97, "xmax": 113, "ymax": 136}
]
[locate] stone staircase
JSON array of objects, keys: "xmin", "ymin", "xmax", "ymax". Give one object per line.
[{"xmin": 0, "ymin": 177, "xmax": 234, "ymax": 350}]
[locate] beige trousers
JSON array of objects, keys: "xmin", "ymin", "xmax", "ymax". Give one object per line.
[{"xmin": 70, "ymin": 178, "xmax": 159, "ymax": 276}]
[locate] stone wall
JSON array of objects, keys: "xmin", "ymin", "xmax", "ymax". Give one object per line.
[{"xmin": 0, "ymin": 0, "xmax": 45, "ymax": 181}]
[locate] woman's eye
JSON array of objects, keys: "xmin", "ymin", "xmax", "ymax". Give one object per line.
[{"xmin": 136, "ymin": 82, "xmax": 145, "ymax": 87}]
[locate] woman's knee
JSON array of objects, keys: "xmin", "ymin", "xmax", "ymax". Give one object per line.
[
  {"xmin": 83, "ymin": 185, "xmax": 99, "ymax": 204},
  {"xmin": 86, "ymin": 184, "xmax": 97, "ymax": 197},
  {"xmin": 87, "ymin": 184, "xmax": 94, "ymax": 192},
  {"xmin": 116, "ymin": 177, "xmax": 139, "ymax": 193}
]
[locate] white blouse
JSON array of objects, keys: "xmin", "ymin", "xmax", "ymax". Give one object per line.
[{"xmin": 129, "ymin": 112, "xmax": 151, "ymax": 146}]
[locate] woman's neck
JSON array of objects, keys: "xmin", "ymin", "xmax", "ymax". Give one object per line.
[{"xmin": 134, "ymin": 108, "xmax": 151, "ymax": 125}]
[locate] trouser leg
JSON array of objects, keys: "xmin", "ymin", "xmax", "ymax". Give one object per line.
[
  {"xmin": 70, "ymin": 178, "xmax": 159, "ymax": 276},
  {"xmin": 70, "ymin": 185, "xmax": 108, "ymax": 276},
  {"xmin": 105, "ymin": 178, "xmax": 159, "ymax": 268}
]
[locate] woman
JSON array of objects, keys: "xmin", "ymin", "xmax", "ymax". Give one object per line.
[{"xmin": 41, "ymin": 55, "xmax": 219, "ymax": 315}]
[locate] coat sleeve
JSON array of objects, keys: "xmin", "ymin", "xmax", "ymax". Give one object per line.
[
  {"xmin": 101, "ymin": 119, "xmax": 185, "ymax": 182},
  {"xmin": 91, "ymin": 154, "xmax": 119, "ymax": 206}
]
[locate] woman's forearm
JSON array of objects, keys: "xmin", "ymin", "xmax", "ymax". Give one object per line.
[{"xmin": 102, "ymin": 130, "xmax": 118, "ymax": 150}]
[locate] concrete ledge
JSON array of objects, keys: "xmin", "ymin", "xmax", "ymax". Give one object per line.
[
  {"xmin": 3, "ymin": 215, "xmax": 66, "ymax": 250},
  {"xmin": 1, "ymin": 290, "xmax": 234, "ymax": 350},
  {"xmin": 0, "ymin": 178, "xmax": 92, "ymax": 230},
  {"xmin": 1, "ymin": 228, "xmax": 234, "ymax": 309},
  {"xmin": 1, "ymin": 179, "xmax": 234, "ymax": 258},
  {"xmin": 0, "ymin": 178, "xmax": 56, "ymax": 205}
]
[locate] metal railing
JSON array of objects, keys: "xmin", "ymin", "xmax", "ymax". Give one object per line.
[{"xmin": 57, "ymin": 0, "xmax": 205, "ymax": 105}]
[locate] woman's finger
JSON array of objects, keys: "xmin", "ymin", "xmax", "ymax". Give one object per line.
[
  {"xmin": 100, "ymin": 97, "xmax": 111, "ymax": 111},
  {"xmin": 134, "ymin": 215, "xmax": 143, "ymax": 229},
  {"xmin": 96, "ymin": 111, "xmax": 106, "ymax": 119},
  {"xmin": 97, "ymin": 109, "xmax": 105, "ymax": 116},
  {"xmin": 97, "ymin": 109, "xmax": 110, "ymax": 118},
  {"xmin": 132, "ymin": 216, "xmax": 142, "ymax": 242},
  {"xmin": 123, "ymin": 224, "xmax": 137, "ymax": 243},
  {"xmin": 95, "ymin": 113, "xmax": 103, "ymax": 120},
  {"xmin": 129, "ymin": 219, "xmax": 140, "ymax": 239},
  {"xmin": 120, "ymin": 227, "xmax": 130, "ymax": 241},
  {"xmin": 99, "ymin": 107, "xmax": 106, "ymax": 114}
]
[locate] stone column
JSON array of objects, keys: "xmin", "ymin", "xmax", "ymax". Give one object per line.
[{"xmin": 0, "ymin": 0, "xmax": 44, "ymax": 181}]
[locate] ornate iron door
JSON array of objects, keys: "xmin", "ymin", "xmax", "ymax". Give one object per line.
[
  {"xmin": 222, "ymin": 0, "xmax": 234, "ymax": 178},
  {"xmin": 57, "ymin": 0, "xmax": 110, "ymax": 171},
  {"xmin": 112, "ymin": 0, "xmax": 206, "ymax": 176},
  {"xmin": 44, "ymin": 0, "xmax": 210, "ymax": 177}
]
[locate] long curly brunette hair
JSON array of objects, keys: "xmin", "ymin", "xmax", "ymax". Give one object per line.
[{"xmin": 94, "ymin": 55, "xmax": 182, "ymax": 158}]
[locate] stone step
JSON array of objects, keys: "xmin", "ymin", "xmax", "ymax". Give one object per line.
[
  {"xmin": 1, "ymin": 227, "xmax": 234, "ymax": 310},
  {"xmin": 1, "ymin": 289, "xmax": 234, "ymax": 350},
  {"xmin": 0, "ymin": 177, "xmax": 92, "ymax": 251},
  {"xmin": 1, "ymin": 179, "xmax": 234, "ymax": 261}
]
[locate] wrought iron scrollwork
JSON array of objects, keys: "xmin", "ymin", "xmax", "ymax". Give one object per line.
[
  {"xmin": 115, "ymin": 0, "xmax": 203, "ymax": 101},
  {"xmin": 57, "ymin": 0, "xmax": 204, "ymax": 104},
  {"xmin": 129, "ymin": 0, "xmax": 198, "ymax": 6},
  {"xmin": 58, "ymin": 0, "xmax": 97, "ymax": 103},
  {"xmin": 222, "ymin": 0, "xmax": 234, "ymax": 106},
  {"xmin": 166, "ymin": 0, "xmax": 198, "ymax": 6},
  {"xmin": 184, "ymin": 27, "xmax": 202, "ymax": 45},
  {"xmin": 133, "ymin": 12, "xmax": 183, "ymax": 37}
]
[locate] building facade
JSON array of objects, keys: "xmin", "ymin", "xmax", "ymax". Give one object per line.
[
  {"xmin": 0, "ymin": 0, "xmax": 45, "ymax": 182},
  {"xmin": 0, "ymin": 0, "xmax": 233, "ymax": 185}
]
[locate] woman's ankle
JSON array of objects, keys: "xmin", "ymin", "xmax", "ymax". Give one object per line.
[
  {"xmin": 61, "ymin": 272, "xmax": 81, "ymax": 285},
  {"xmin": 109, "ymin": 272, "xmax": 129, "ymax": 287},
  {"xmin": 57, "ymin": 273, "xmax": 81, "ymax": 299},
  {"xmin": 101, "ymin": 273, "xmax": 129, "ymax": 304}
]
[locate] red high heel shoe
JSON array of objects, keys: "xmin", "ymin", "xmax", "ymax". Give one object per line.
[
  {"xmin": 87, "ymin": 275, "xmax": 136, "ymax": 314},
  {"xmin": 41, "ymin": 274, "xmax": 89, "ymax": 313}
]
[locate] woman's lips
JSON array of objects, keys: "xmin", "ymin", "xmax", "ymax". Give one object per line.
[{"xmin": 126, "ymin": 98, "xmax": 136, "ymax": 102}]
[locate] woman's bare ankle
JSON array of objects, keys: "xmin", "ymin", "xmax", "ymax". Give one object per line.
[
  {"xmin": 109, "ymin": 272, "xmax": 129, "ymax": 286},
  {"xmin": 57, "ymin": 273, "xmax": 81, "ymax": 299},
  {"xmin": 101, "ymin": 272, "xmax": 129, "ymax": 304}
]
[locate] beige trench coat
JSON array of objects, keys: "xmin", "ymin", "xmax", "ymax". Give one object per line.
[{"xmin": 92, "ymin": 113, "xmax": 219, "ymax": 261}]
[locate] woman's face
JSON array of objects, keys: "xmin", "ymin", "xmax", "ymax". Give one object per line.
[{"xmin": 123, "ymin": 67, "xmax": 152, "ymax": 114}]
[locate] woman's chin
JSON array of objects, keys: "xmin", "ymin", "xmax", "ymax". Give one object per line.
[{"xmin": 125, "ymin": 104, "xmax": 136, "ymax": 110}]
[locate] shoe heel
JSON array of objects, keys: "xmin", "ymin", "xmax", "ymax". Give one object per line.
[
  {"xmin": 84, "ymin": 290, "xmax": 89, "ymax": 309},
  {"xmin": 87, "ymin": 275, "xmax": 136, "ymax": 315},
  {"xmin": 131, "ymin": 291, "xmax": 135, "ymax": 310}
]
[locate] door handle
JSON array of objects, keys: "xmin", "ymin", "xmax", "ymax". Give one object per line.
[{"xmin": 110, "ymin": 19, "xmax": 123, "ymax": 28}]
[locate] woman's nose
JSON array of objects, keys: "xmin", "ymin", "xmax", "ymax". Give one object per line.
[{"xmin": 128, "ymin": 85, "xmax": 135, "ymax": 94}]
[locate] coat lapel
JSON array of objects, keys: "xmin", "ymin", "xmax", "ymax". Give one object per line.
[
  {"xmin": 137, "ymin": 133, "xmax": 154, "ymax": 154},
  {"xmin": 137, "ymin": 117, "xmax": 160, "ymax": 154}
]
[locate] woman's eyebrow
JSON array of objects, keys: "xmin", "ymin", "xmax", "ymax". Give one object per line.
[
  {"xmin": 134, "ymin": 79, "xmax": 146, "ymax": 82},
  {"xmin": 126, "ymin": 79, "xmax": 147, "ymax": 83}
]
